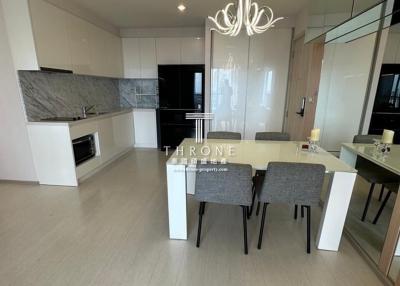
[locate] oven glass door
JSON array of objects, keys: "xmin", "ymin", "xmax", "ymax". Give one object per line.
[{"xmin": 72, "ymin": 135, "xmax": 96, "ymax": 166}]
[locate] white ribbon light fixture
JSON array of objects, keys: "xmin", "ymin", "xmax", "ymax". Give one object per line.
[{"xmin": 208, "ymin": 0, "xmax": 284, "ymax": 36}]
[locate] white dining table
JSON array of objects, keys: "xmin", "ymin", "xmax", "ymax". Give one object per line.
[{"xmin": 166, "ymin": 138, "xmax": 357, "ymax": 251}]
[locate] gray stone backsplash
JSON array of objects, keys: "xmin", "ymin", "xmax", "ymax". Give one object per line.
[
  {"xmin": 18, "ymin": 71, "xmax": 158, "ymax": 121},
  {"xmin": 119, "ymin": 79, "xmax": 159, "ymax": 109}
]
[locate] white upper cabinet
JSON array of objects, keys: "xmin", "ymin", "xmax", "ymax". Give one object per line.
[
  {"xmin": 156, "ymin": 37, "xmax": 205, "ymax": 65},
  {"xmin": 66, "ymin": 15, "xmax": 91, "ymax": 74},
  {"xmin": 139, "ymin": 38, "xmax": 157, "ymax": 78},
  {"xmin": 156, "ymin": 38, "xmax": 182, "ymax": 65},
  {"xmin": 29, "ymin": 0, "xmax": 123, "ymax": 77},
  {"xmin": 181, "ymin": 37, "xmax": 205, "ymax": 64},
  {"xmin": 29, "ymin": 0, "xmax": 71, "ymax": 70},
  {"xmin": 122, "ymin": 38, "xmax": 141, "ymax": 78},
  {"xmin": 122, "ymin": 38, "xmax": 157, "ymax": 78}
]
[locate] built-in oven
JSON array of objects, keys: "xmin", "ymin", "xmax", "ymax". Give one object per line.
[{"xmin": 72, "ymin": 134, "xmax": 96, "ymax": 166}]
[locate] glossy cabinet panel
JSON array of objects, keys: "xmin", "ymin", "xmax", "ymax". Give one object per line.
[
  {"xmin": 29, "ymin": 0, "xmax": 71, "ymax": 70},
  {"xmin": 181, "ymin": 37, "xmax": 205, "ymax": 64},
  {"xmin": 211, "ymin": 29, "xmax": 292, "ymax": 139},
  {"xmin": 122, "ymin": 38, "xmax": 141, "ymax": 78},
  {"xmin": 139, "ymin": 38, "xmax": 157, "ymax": 78},
  {"xmin": 211, "ymin": 32, "xmax": 249, "ymax": 135},
  {"xmin": 29, "ymin": 0, "xmax": 123, "ymax": 77},
  {"xmin": 66, "ymin": 15, "xmax": 91, "ymax": 74},
  {"xmin": 123, "ymin": 38, "xmax": 157, "ymax": 79},
  {"xmin": 245, "ymin": 29, "xmax": 292, "ymax": 139},
  {"xmin": 156, "ymin": 38, "xmax": 181, "ymax": 64}
]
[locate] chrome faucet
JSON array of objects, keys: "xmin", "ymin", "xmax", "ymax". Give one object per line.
[{"xmin": 81, "ymin": 105, "xmax": 95, "ymax": 119}]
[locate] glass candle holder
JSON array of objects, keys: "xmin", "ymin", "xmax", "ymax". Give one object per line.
[{"xmin": 308, "ymin": 139, "xmax": 319, "ymax": 153}]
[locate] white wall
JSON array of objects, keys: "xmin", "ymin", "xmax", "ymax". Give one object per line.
[
  {"xmin": 294, "ymin": 7, "xmax": 308, "ymax": 39},
  {"xmin": 314, "ymin": 33, "xmax": 377, "ymax": 152},
  {"xmin": 0, "ymin": 2, "xmax": 37, "ymax": 181}
]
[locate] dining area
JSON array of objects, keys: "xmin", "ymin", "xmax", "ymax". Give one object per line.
[
  {"xmin": 166, "ymin": 127, "xmax": 400, "ymax": 283},
  {"xmin": 166, "ymin": 130, "xmax": 357, "ymax": 252}
]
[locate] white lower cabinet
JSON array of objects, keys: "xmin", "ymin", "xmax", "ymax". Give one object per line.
[
  {"xmin": 27, "ymin": 110, "xmax": 135, "ymax": 186},
  {"xmin": 133, "ymin": 109, "xmax": 158, "ymax": 148}
]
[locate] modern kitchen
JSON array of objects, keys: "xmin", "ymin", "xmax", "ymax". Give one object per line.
[{"xmin": 1, "ymin": 0, "xmax": 400, "ymax": 285}]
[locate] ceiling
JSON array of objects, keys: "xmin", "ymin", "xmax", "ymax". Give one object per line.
[{"xmin": 71, "ymin": 0, "xmax": 308, "ymax": 28}]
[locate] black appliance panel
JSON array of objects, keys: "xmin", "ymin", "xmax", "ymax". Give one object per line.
[
  {"xmin": 158, "ymin": 65, "xmax": 180, "ymax": 109},
  {"xmin": 369, "ymin": 113, "xmax": 400, "ymax": 144},
  {"xmin": 180, "ymin": 65, "xmax": 204, "ymax": 110},
  {"xmin": 157, "ymin": 64, "xmax": 205, "ymax": 149},
  {"xmin": 374, "ymin": 64, "xmax": 400, "ymax": 113},
  {"xmin": 158, "ymin": 65, "xmax": 204, "ymax": 110}
]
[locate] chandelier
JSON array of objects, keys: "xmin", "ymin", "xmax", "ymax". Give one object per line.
[{"xmin": 208, "ymin": 0, "xmax": 284, "ymax": 36}]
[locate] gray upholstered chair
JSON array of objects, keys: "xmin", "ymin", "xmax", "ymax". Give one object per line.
[
  {"xmin": 353, "ymin": 135, "xmax": 399, "ymax": 221},
  {"xmin": 256, "ymin": 162, "xmax": 326, "ymax": 253},
  {"xmin": 373, "ymin": 183, "xmax": 399, "ymax": 224},
  {"xmin": 251, "ymin": 132, "xmax": 291, "ymax": 217},
  {"xmin": 195, "ymin": 163, "xmax": 252, "ymax": 254},
  {"xmin": 207, "ymin": 131, "xmax": 241, "ymax": 140},
  {"xmin": 255, "ymin": 132, "xmax": 290, "ymax": 141}
]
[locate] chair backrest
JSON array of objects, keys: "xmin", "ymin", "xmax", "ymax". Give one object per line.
[
  {"xmin": 195, "ymin": 163, "xmax": 253, "ymax": 206},
  {"xmin": 207, "ymin": 131, "xmax": 242, "ymax": 140},
  {"xmin": 353, "ymin": 134, "xmax": 381, "ymax": 144},
  {"xmin": 255, "ymin": 132, "xmax": 290, "ymax": 141},
  {"xmin": 259, "ymin": 162, "xmax": 326, "ymax": 206}
]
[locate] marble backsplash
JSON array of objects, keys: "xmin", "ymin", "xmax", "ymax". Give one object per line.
[
  {"xmin": 18, "ymin": 71, "xmax": 158, "ymax": 121},
  {"xmin": 119, "ymin": 79, "xmax": 159, "ymax": 109}
]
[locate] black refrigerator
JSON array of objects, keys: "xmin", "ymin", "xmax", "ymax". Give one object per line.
[
  {"xmin": 157, "ymin": 65, "xmax": 205, "ymax": 149},
  {"xmin": 369, "ymin": 64, "xmax": 400, "ymax": 143}
]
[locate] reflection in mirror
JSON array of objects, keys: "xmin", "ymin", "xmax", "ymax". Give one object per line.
[
  {"xmin": 382, "ymin": 17, "xmax": 400, "ymax": 267},
  {"xmin": 346, "ymin": 178, "xmax": 396, "ymax": 264},
  {"xmin": 306, "ymin": 0, "xmax": 397, "ymax": 43},
  {"xmin": 314, "ymin": 32, "xmax": 376, "ymax": 153},
  {"xmin": 353, "ymin": 0, "xmax": 384, "ymax": 16},
  {"xmin": 389, "ymin": 237, "xmax": 400, "ymax": 281},
  {"xmin": 306, "ymin": 0, "xmax": 353, "ymax": 42},
  {"xmin": 345, "ymin": 23, "xmax": 400, "ymax": 272}
]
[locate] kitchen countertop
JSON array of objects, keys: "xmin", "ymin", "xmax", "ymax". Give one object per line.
[{"xmin": 27, "ymin": 108, "xmax": 134, "ymax": 127}]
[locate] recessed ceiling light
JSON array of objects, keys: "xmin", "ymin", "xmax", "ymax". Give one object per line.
[{"xmin": 177, "ymin": 4, "xmax": 186, "ymax": 12}]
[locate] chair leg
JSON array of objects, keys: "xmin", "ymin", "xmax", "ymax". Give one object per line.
[
  {"xmin": 196, "ymin": 202, "xmax": 205, "ymax": 248},
  {"xmin": 249, "ymin": 188, "xmax": 256, "ymax": 218},
  {"xmin": 256, "ymin": 201, "xmax": 261, "ymax": 216},
  {"xmin": 306, "ymin": 206, "xmax": 311, "ymax": 254},
  {"xmin": 257, "ymin": 203, "xmax": 268, "ymax": 249},
  {"xmin": 361, "ymin": 183, "xmax": 375, "ymax": 221},
  {"xmin": 373, "ymin": 191, "xmax": 392, "ymax": 224},
  {"xmin": 294, "ymin": 205, "xmax": 298, "ymax": 220},
  {"xmin": 301, "ymin": 206, "xmax": 304, "ymax": 218},
  {"xmin": 242, "ymin": 206, "xmax": 248, "ymax": 255},
  {"xmin": 378, "ymin": 185, "xmax": 385, "ymax": 201}
]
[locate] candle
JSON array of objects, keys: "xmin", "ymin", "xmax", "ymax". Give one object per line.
[
  {"xmin": 310, "ymin": 128, "xmax": 320, "ymax": 142},
  {"xmin": 382, "ymin": 129, "xmax": 395, "ymax": 144}
]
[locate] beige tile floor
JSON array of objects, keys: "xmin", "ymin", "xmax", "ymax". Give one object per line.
[{"xmin": 0, "ymin": 149, "xmax": 383, "ymax": 286}]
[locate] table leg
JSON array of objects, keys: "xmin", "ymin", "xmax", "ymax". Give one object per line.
[
  {"xmin": 167, "ymin": 164, "xmax": 188, "ymax": 239},
  {"xmin": 316, "ymin": 171, "xmax": 357, "ymax": 251}
]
